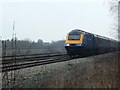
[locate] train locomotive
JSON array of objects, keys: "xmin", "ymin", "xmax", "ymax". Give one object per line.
[{"xmin": 65, "ymin": 29, "xmax": 118, "ymax": 57}]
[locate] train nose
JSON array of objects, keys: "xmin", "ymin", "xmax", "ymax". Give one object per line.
[
  {"xmin": 65, "ymin": 44, "xmax": 81, "ymax": 46},
  {"xmin": 65, "ymin": 44, "xmax": 83, "ymax": 55}
]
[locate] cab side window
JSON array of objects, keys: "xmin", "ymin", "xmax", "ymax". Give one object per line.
[{"xmin": 83, "ymin": 35, "xmax": 87, "ymax": 45}]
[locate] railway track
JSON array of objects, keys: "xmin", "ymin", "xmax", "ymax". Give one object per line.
[
  {"xmin": 2, "ymin": 52, "xmax": 67, "ymax": 64},
  {"xmin": 3, "ymin": 51, "xmax": 116, "ymax": 72},
  {"xmin": 2, "ymin": 53, "xmax": 72, "ymax": 72}
]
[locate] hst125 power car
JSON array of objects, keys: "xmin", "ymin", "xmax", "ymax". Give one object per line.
[{"xmin": 65, "ymin": 29, "xmax": 118, "ymax": 57}]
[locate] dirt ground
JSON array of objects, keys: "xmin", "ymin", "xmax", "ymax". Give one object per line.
[{"xmin": 2, "ymin": 52, "xmax": 119, "ymax": 88}]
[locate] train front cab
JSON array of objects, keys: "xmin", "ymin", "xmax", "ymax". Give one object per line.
[{"xmin": 65, "ymin": 34, "xmax": 84, "ymax": 56}]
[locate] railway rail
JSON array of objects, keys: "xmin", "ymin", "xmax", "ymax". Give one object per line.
[
  {"xmin": 2, "ymin": 52, "xmax": 67, "ymax": 64},
  {"xmin": 2, "ymin": 51, "xmax": 118, "ymax": 72},
  {"xmin": 2, "ymin": 53, "xmax": 72, "ymax": 72}
]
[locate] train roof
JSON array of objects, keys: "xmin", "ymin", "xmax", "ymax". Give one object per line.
[
  {"xmin": 68, "ymin": 29, "xmax": 118, "ymax": 42},
  {"xmin": 68, "ymin": 29, "xmax": 93, "ymax": 35},
  {"xmin": 68, "ymin": 29, "xmax": 87, "ymax": 34}
]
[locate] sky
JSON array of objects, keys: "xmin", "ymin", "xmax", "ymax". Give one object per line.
[{"xmin": 1, "ymin": 0, "xmax": 116, "ymax": 42}]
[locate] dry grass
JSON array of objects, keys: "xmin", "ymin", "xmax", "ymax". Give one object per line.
[
  {"xmin": 5, "ymin": 52, "xmax": 119, "ymax": 88},
  {"xmin": 45, "ymin": 52, "xmax": 119, "ymax": 88}
]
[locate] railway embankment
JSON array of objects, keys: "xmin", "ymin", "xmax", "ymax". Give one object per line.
[{"xmin": 4, "ymin": 52, "xmax": 119, "ymax": 88}]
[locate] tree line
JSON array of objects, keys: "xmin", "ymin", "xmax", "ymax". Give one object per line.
[{"xmin": 2, "ymin": 39, "xmax": 66, "ymax": 55}]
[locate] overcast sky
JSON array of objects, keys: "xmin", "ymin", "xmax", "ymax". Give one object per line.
[{"xmin": 1, "ymin": 0, "xmax": 116, "ymax": 42}]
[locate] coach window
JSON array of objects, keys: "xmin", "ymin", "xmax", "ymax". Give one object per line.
[{"xmin": 88, "ymin": 35, "xmax": 92, "ymax": 40}]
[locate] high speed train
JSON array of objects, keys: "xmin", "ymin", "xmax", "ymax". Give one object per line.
[{"xmin": 65, "ymin": 29, "xmax": 118, "ymax": 57}]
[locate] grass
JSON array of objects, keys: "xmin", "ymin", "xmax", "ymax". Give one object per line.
[
  {"xmin": 45, "ymin": 52, "xmax": 119, "ymax": 88},
  {"xmin": 3, "ymin": 52, "xmax": 119, "ymax": 88}
]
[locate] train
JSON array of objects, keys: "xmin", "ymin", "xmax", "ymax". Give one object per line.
[{"xmin": 65, "ymin": 29, "xmax": 118, "ymax": 57}]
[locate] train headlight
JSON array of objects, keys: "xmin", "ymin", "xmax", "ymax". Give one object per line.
[
  {"xmin": 76, "ymin": 44, "xmax": 81, "ymax": 46},
  {"xmin": 65, "ymin": 44, "xmax": 70, "ymax": 46}
]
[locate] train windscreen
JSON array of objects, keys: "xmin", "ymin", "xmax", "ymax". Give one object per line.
[{"xmin": 68, "ymin": 34, "xmax": 80, "ymax": 40}]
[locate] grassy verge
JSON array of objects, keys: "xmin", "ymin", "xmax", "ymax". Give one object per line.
[
  {"xmin": 46, "ymin": 52, "xmax": 119, "ymax": 88},
  {"xmin": 5, "ymin": 52, "xmax": 119, "ymax": 88}
]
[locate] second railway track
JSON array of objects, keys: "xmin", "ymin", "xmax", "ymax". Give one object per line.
[{"xmin": 2, "ymin": 53, "xmax": 72, "ymax": 72}]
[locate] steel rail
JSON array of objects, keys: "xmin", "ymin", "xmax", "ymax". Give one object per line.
[
  {"xmin": 1, "ymin": 52, "xmax": 66, "ymax": 58},
  {"xmin": 2, "ymin": 53, "xmax": 70, "ymax": 72},
  {"xmin": 2, "ymin": 53, "xmax": 67, "ymax": 64}
]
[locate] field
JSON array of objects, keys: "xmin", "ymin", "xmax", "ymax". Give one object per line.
[
  {"xmin": 2, "ymin": 52, "xmax": 119, "ymax": 88},
  {"xmin": 42, "ymin": 52, "xmax": 119, "ymax": 88}
]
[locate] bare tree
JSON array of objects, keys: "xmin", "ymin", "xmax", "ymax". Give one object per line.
[
  {"xmin": 118, "ymin": 1, "xmax": 120, "ymax": 41},
  {"xmin": 110, "ymin": 1, "xmax": 120, "ymax": 88},
  {"xmin": 109, "ymin": 0, "xmax": 119, "ymax": 40}
]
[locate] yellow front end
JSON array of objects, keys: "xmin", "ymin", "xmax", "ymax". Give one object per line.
[{"xmin": 66, "ymin": 34, "xmax": 84, "ymax": 44}]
